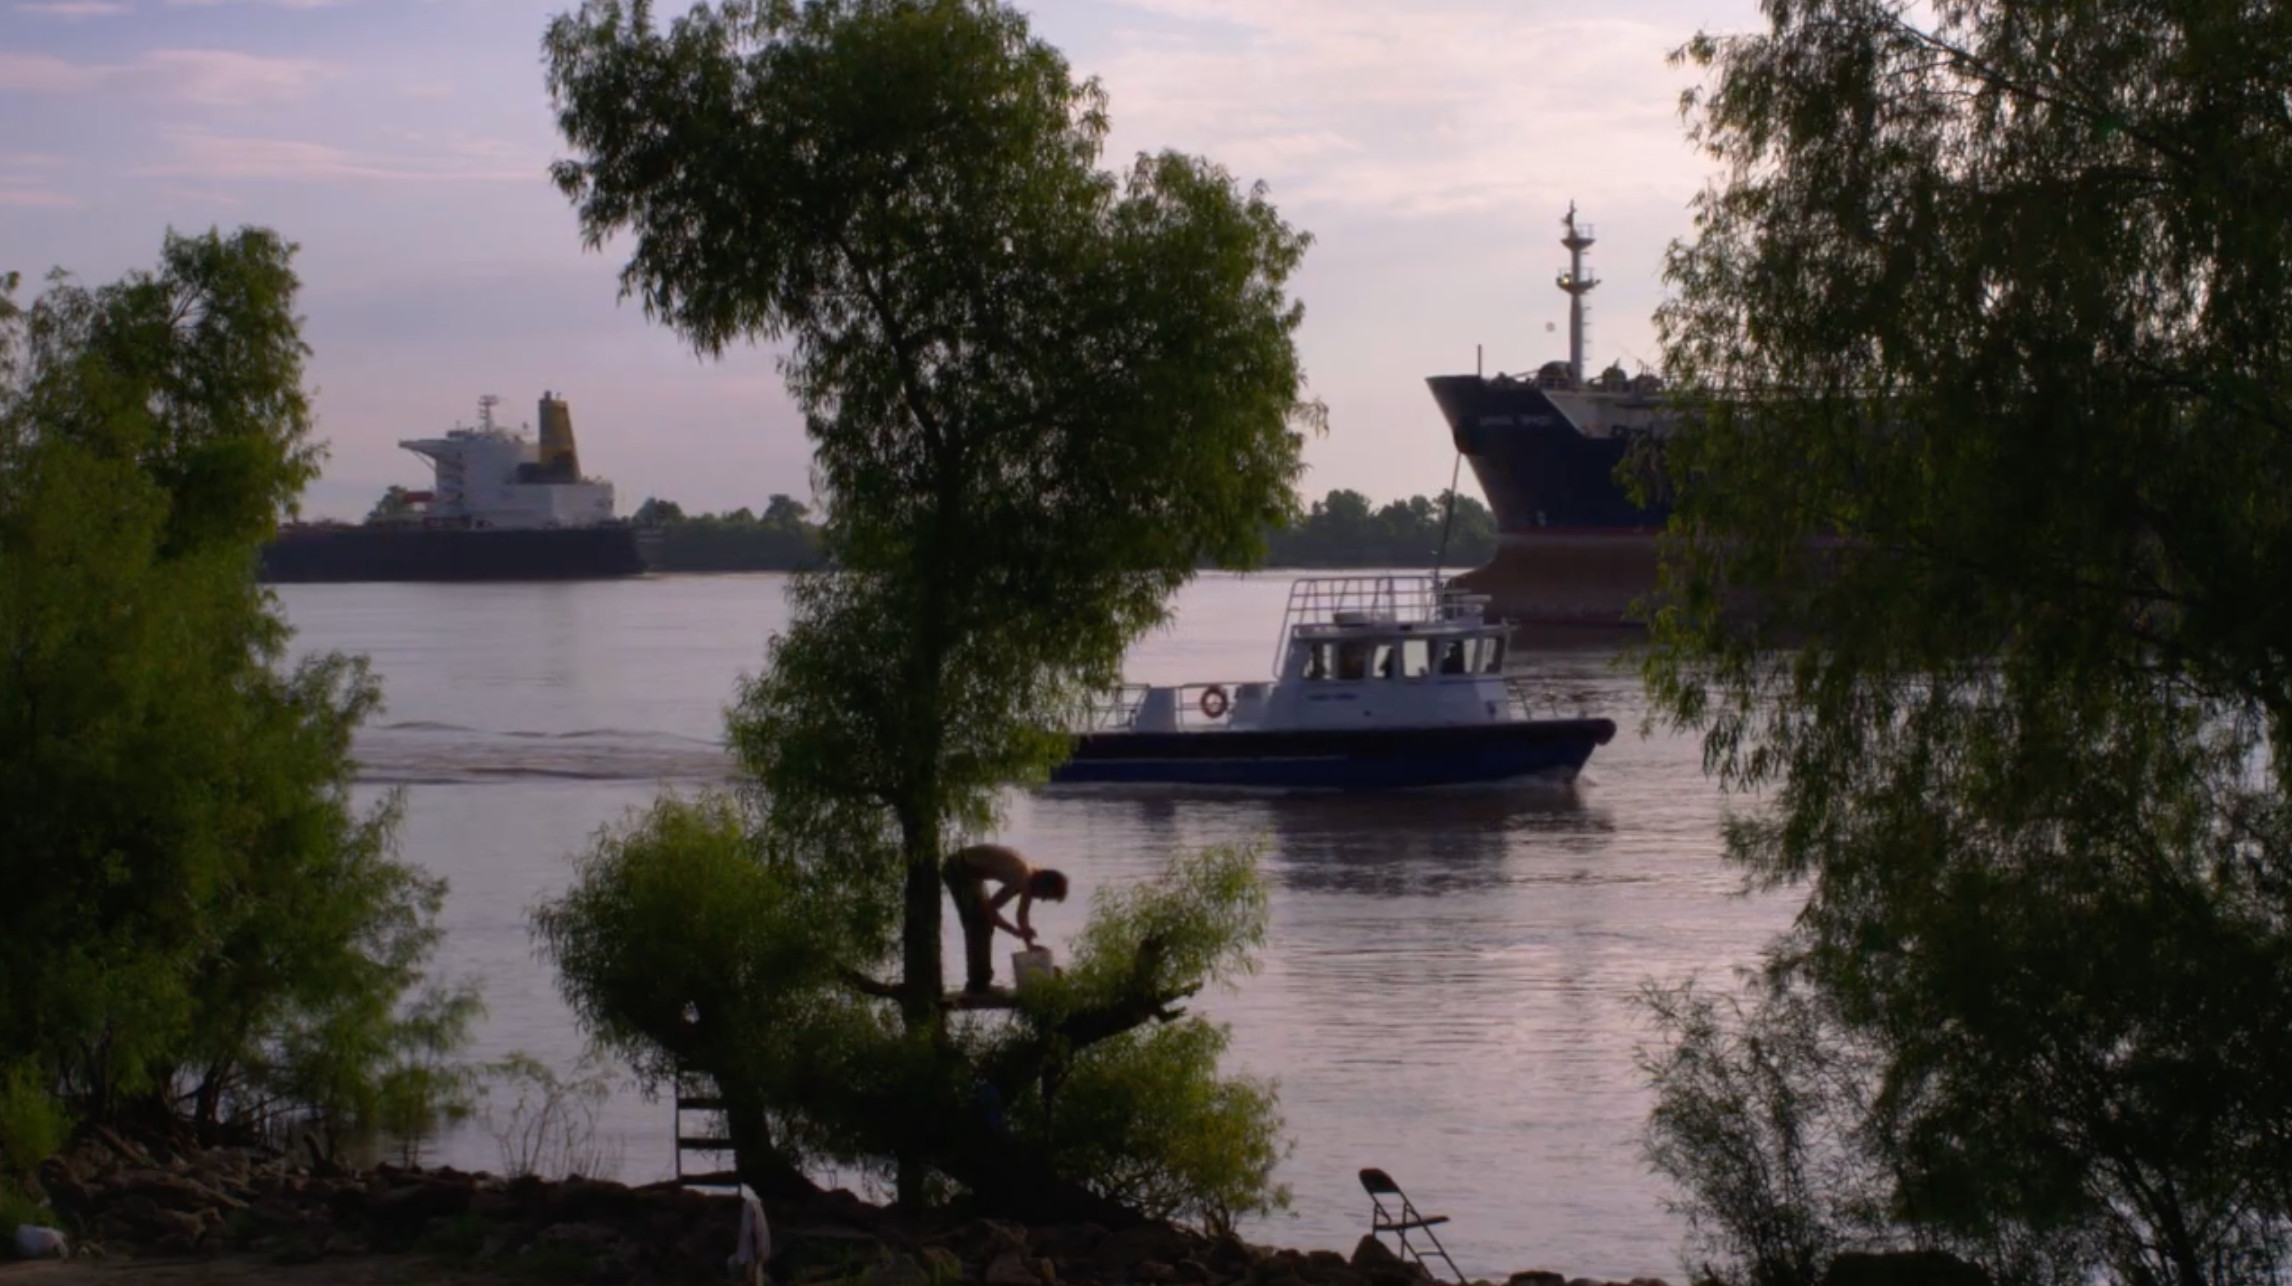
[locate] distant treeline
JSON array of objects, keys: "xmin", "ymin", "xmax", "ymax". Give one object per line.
[
  {"xmin": 633, "ymin": 489, "xmax": 1498, "ymax": 572},
  {"xmin": 1263, "ymin": 489, "xmax": 1498, "ymax": 569},
  {"xmin": 634, "ymin": 494, "xmax": 827, "ymax": 572}
]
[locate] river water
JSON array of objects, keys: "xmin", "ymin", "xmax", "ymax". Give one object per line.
[{"xmin": 275, "ymin": 572, "xmax": 1792, "ymax": 1282}]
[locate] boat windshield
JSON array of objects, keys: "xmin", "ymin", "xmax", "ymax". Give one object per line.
[{"xmin": 1296, "ymin": 633, "xmax": 1502, "ymax": 679}]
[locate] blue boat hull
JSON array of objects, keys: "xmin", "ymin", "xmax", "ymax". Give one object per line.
[{"xmin": 1048, "ymin": 718, "xmax": 1617, "ymax": 791}]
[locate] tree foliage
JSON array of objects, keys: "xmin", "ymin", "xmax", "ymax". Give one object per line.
[
  {"xmin": 543, "ymin": 0, "xmax": 1309, "ymax": 1214},
  {"xmin": 1644, "ymin": 0, "xmax": 2292, "ymax": 1281},
  {"xmin": 0, "ymin": 232, "xmax": 474, "ymax": 1148},
  {"xmin": 538, "ymin": 795, "xmax": 1283, "ymax": 1223}
]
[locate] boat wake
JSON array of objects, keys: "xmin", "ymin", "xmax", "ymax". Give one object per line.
[{"xmin": 354, "ymin": 722, "xmax": 734, "ymax": 785}]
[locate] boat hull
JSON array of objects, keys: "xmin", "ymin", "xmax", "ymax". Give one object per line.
[{"xmin": 1049, "ymin": 718, "xmax": 1617, "ymax": 791}]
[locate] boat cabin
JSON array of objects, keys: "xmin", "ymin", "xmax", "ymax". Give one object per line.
[{"xmin": 1112, "ymin": 576, "xmax": 1525, "ymax": 734}]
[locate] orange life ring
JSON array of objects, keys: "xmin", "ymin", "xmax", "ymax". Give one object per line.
[{"xmin": 1198, "ymin": 685, "xmax": 1231, "ymax": 720}]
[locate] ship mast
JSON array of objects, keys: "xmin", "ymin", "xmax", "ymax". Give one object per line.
[{"xmin": 1557, "ymin": 204, "xmax": 1598, "ymax": 384}]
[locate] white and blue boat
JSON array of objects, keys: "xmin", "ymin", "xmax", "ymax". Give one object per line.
[{"xmin": 1051, "ymin": 576, "xmax": 1616, "ymax": 791}]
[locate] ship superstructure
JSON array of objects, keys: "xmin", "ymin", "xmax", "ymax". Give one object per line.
[
  {"xmin": 395, "ymin": 392, "xmax": 617, "ymax": 530},
  {"xmin": 1424, "ymin": 208, "xmax": 1677, "ymax": 637}
]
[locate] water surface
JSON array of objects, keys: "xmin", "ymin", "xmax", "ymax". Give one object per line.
[{"xmin": 279, "ymin": 572, "xmax": 1790, "ymax": 1281}]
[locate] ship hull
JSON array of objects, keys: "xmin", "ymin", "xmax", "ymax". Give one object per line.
[
  {"xmin": 1448, "ymin": 529, "xmax": 1660, "ymax": 643},
  {"xmin": 1427, "ymin": 372, "xmax": 1669, "ymax": 632},
  {"xmin": 259, "ymin": 525, "xmax": 649, "ymax": 583},
  {"xmin": 1426, "ymin": 373, "xmax": 1670, "ymax": 531},
  {"xmin": 1048, "ymin": 718, "xmax": 1617, "ymax": 791}
]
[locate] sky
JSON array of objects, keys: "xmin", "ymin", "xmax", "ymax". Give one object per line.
[{"xmin": 0, "ymin": 0, "xmax": 1762, "ymax": 520}]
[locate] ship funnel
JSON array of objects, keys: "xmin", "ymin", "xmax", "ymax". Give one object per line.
[{"xmin": 537, "ymin": 390, "xmax": 581, "ymax": 481}]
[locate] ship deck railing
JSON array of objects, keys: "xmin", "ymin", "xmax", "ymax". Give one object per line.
[
  {"xmin": 1272, "ymin": 576, "xmax": 1493, "ymax": 675},
  {"xmin": 1078, "ymin": 682, "xmax": 1250, "ymax": 733}
]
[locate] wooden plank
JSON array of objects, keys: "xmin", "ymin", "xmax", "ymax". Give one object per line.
[{"xmin": 946, "ymin": 989, "xmax": 1019, "ymax": 1010}]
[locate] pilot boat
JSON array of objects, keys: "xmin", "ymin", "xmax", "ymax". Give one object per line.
[{"xmin": 1049, "ymin": 576, "xmax": 1616, "ymax": 791}]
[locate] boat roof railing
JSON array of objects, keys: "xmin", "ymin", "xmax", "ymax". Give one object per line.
[{"xmin": 1271, "ymin": 575, "xmax": 1495, "ymax": 674}]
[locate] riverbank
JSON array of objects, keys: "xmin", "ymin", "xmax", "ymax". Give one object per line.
[{"xmin": 9, "ymin": 1127, "xmax": 1664, "ymax": 1286}]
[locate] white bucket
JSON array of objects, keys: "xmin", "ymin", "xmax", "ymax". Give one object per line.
[{"xmin": 1011, "ymin": 946, "xmax": 1055, "ymax": 989}]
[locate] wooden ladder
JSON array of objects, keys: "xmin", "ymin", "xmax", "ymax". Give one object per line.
[{"xmin": 673, "ymin": 1070, "xmax": 740, "ymax": 1190}]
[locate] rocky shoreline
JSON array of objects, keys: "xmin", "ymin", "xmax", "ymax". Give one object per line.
[{"xmin": 14, "ymin": 1127, "xmax": 1668, "ymax": 1286}]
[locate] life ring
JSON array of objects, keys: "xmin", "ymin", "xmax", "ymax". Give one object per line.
[{"xmin": 1198, "ymin": 685, "xmax": 1231, "ymax": 720}]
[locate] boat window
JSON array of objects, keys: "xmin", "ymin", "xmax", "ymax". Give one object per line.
[
  {"xmin": 1301, "ymin": 642, "xmax": 1335, "ymax": 681},
  {"xmin": 1481, "ymin": 635, "xmax": 1506, "ymax": 674},
  {"xmin": 1336, "ymin": 641, "xmax": 1371, "ymax": 681},
  {"xmin": 1400, "ymin": 638, "xmax": 1430, "ymax": 678},
  {"xmin": 1374, "ymin": 643, "xmax": 1398, "ymax": 679},
  {"xmin": 1438, "ymin": 640, "xmax": 1469, "ymax": 675}
]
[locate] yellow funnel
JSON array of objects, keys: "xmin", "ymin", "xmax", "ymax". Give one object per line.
[{"xmin": 537, "ymin": 391, "xmax": 581, "ymax": 480}]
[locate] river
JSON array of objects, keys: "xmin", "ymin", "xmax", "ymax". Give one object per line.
[{"xmin": 275, "ymin": 571, "xmax": 1792, "ymax": 1282}]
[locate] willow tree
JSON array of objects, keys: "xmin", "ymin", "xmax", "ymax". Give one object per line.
[
  {"xmin": 0, "ymin": 232, "xmax": 473, "ymax": 1153},
  {"xmin": 1644, "ymin": 0, "xmax": 2292, "ymax": 1281},
  {"xmin": 543, "ymin": 0, "xmax": 1311, "ymax": 1210},
  {"xmin": 1638, "ymin": 2, "xmax": 2292, "ymax": 1283}
]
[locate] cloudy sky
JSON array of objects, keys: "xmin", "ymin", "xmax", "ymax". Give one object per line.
[{"xmin": 1, "ymin": 0, "xmax": 1759, "ymax": 520}]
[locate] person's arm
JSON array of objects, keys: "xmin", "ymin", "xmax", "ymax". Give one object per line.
[{"xmin": 985, "ymin": 883, "xmax": 1032, "ymax": 941}]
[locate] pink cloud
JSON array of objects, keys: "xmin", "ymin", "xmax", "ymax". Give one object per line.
[
  {"xmin": 14, "ymin": 1, "xmax": 131, "ymax": 16},
  {"xmin": 150, "ymin": 127, "xmax": 536, "ymax": 184},
  {"xmin": 0, "ymin": 48, "xmax": 336, "ymax": 105}
]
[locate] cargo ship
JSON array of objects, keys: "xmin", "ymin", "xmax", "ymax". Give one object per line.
[
  {"xmin": 1425, "ymin": 207, "xmax": 1673, "ymax": 640},
  {"xmin": 260, "ymin": 392, "xmax": 649, "ymax": 583}
]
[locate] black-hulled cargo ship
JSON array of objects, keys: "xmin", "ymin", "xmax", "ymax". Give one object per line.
[
  {"xmin": 260, "ymin": 392, "xmax": 649, "ymax": 584},
  {"xmin": 1425, "ymin": 207, "xmax": 1673, "ymax": 638}
]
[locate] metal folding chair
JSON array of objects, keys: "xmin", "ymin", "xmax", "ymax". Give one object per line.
[{"xmin": 1359, "ymin": 1168, "xmax": 1464, "ymax": 1283}]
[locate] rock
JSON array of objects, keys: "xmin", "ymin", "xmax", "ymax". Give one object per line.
[
  {"xmin": 115, "ymin": 1166, "xmax": 243, "ymax": 1213},
  {"xmin": 989, "ymin": 1250, "xmax": 1049, "ymax": 1286},
  {"xmin": 548, "ymin": 1176, "xmax": 643, "ymax": 1224},
  {"xmin": 1293, "ymin": 1253, "xmax": 1369, "ymax": 1286},
  {"xmin": 540, "ymin": 1220, "xmax": 624, "ymax": 1246},
  {"xmin": 958, "ymin": 1218, "xmax": 1034, "ymax": 1264},
  {"xmin": 865, "ymin": 1250, "xmax": 933, "ymax": 1286},
  {"xmin": 1096, "ymin": 1224, "xmax": 1199, "ymax": 1273},
  {"xmin": 1820, "ymin": 1251, "xmax": 1992, "ymax": 1286},
  {"xmin": 1351, "ymin": 1238, "xmax": 1403, "ymax": 1271},
  {"xmin": 372, "ymin": 1175, "xmax": 475, "ymax": 1219},
  {"xmin": 1506, "ymin": 1274, "xmax": 1566, "ymax": 1286},
  {"xmin": 1628, "ymin": 1279, "xmax": 1672, "ymax": 1286},
  {"xmin": 152, "ymin": 1231, "xmax": 198, "ymax": 1257},
  {"xmin": 921, "ymin": 1246, "xmax": 965, "ymax": 1282},
  {"xmin": 1031, "ymin": 1222, "xmax": 1111, "ymax": 1261}
]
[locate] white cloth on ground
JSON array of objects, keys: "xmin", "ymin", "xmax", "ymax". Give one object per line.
[
  {"xmin": 729, "ymin": 1187, "xmax": 770, "ymax": 1272},
  {"xmin": 14, "ymin": 1224, "xmax": 70, "ymax": 1259}
]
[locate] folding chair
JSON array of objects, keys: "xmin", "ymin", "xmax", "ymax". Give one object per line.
[{"xmin": 1359, "ymin": 1168, "xmax": 1464, "ymax": 1283}]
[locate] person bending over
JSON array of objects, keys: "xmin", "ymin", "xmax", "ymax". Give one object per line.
[{"xmin": 942, "ymin": 844, "xmax": 1069, "ymax": 994}]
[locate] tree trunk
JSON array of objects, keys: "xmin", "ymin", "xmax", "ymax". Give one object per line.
[
  {"xmin": 724, "ymin": 1083, "xmax": 821, "ymax": 1202},
  {"xmin": 895, "ymin": 798, "xmax": 945, "ymax": 1207}
]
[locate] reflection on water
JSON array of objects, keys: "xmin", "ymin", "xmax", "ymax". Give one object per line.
[{"xmin": 280, "ymin": 573, "xmax": 1793, "ymax": 1283}]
